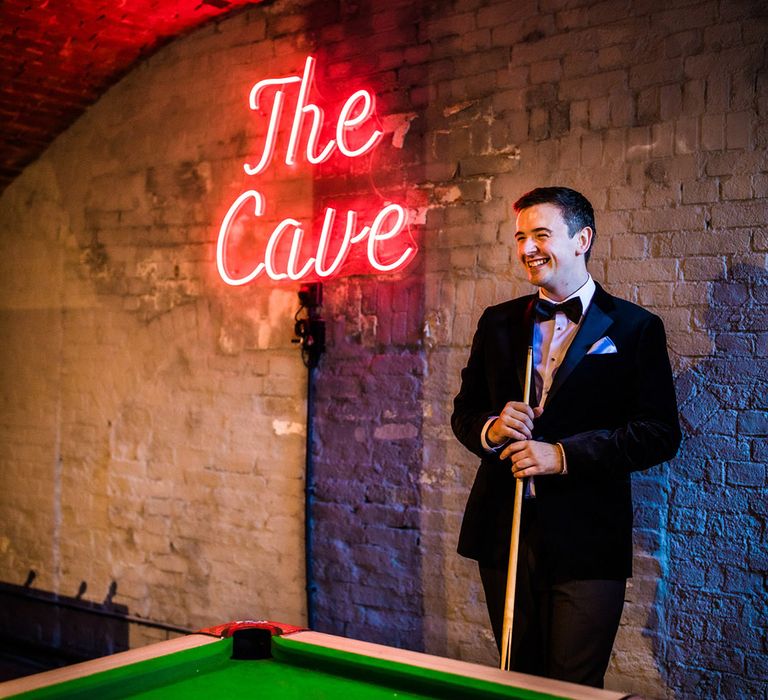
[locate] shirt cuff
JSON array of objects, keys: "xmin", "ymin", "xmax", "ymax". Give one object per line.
[
  {"xmin": 481, "ymin": 416, "xmax": 508, "ymax": 452},
  {"xmin": 555, "ymin": 442, "xmax": 568, "ymax": 475}
]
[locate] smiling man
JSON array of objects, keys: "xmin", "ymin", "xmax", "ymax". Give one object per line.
[{"xmin": 451, "ymin": 187, "xmax": 681, "ymax": 688}]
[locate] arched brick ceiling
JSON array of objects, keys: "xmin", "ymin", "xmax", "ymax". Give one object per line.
[{"xmin": 0, "ymin": 0, "xmax": 264, "ymax": 194}]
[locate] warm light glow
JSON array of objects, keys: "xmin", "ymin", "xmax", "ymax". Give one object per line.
[
  {"xmin": 217, "ymin": 192, "xmax": 413, "ymax": 284},
  {"xmin": 217, "ymin": 190, "xmax": 265, "ymax": 285},
  {"xmin": 244, "ymin": 75, "xmax": 302, "ymax": 176},
  {"xmin": 367, "ymin": 205, "xmax": 414, "ymax": 272},
  {"xmin": 243, "ymin": 56, "xmax": 381, "ymax": 174},
  {"xmin": 337, "ymin": 90, "xmax": 382, "ymax": 158},
  {"xmin": 263, "ymin": 218, "xmax": 315, "ymax": 281},
  {"xmin": 248, "ymin": 76, "xmax": 302, "ymax": 110},
  {"xmin": 314, "ymin": 209, "xmax": 357, "ymax": 278},
  {"xmin": 219, "ymin": 56, "xmax": 417, "ymax": 285},
  {"xmin": 285, "ymin": 56, "xmax": 335, "ymax": 166}
]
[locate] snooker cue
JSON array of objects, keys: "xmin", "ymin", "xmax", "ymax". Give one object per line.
[{"xmin": 500, "ymin": 345, "xmax": 533, "ymax": 672}]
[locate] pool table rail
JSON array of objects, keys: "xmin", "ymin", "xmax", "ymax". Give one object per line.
[{"xmin": 0, "ymin": 623, "xmax": 640, "ymax": 700}]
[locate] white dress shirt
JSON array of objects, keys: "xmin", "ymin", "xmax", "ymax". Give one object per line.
[{"xmin": 481, "ymin": 275, "xmax": 596, "ymax": 450}]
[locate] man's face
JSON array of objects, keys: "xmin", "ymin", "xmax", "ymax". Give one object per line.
[{"xmin": 514, "ymin": 202, "xmax": 591, "ymax": 299}]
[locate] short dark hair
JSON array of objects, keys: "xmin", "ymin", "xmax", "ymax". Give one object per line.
[{"xmin": 513, "ymin": 186, "xmax": 596, "ymax": 261}]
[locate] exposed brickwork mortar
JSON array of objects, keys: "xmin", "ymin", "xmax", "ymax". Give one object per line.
[{"xmin": 0, "ymin": 0, "xmax": 766, "ymax": 697}]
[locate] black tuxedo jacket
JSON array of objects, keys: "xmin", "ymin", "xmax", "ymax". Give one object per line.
[{"xmin": 452, "ymin": 283, "xmax": 681, "ymax": 580}]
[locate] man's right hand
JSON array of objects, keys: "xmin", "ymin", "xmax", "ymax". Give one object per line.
[{"xmin": 487, "ymin": 402, "xmax": 542, "ymax": 445}]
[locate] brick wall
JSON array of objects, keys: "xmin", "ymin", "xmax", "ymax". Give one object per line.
[
  {"xmin": 0, "ymin": 0, "xmax": 766, "ymax": 697},
  {"xmin": 0, "ymin": 0, "xmax": 270, "ymax": 192},
  {"xmin": 0, "ymin": 7, "xmax": 312, "ymax": 648}
]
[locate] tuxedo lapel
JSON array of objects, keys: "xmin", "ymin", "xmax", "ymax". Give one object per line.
[{"xmin": 544, "ymin": 285, "xmax": 615, "ymax": 408}]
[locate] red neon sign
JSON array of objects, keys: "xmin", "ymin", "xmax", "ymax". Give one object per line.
[{"xmin": 217, "ymin": 56, "xmax": 415, "ymax": 285}]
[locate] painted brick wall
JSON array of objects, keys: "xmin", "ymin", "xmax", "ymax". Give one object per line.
[
  {"xmin": 409, "ymin": 1, "xmax": 768, "ymax": 697},
  {"xmin": 0, "ymin": 0, "xmax": 766, "ymax": 697},
  {"xmin": 0, "ymin": 6, "xmax": 312, "ymax": 649},
  {"xmin": 411, "ymin": 2, "xmax": 768, "ymax": 697}
]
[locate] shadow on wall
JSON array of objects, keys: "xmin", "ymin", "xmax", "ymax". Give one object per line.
[
  {"xmin": 0, "ymin": 575, "xmax": 129, "ymax": 679},
  {"xmin": 654, "ymin": 262, "xmax": 767, "ymax": 697}
]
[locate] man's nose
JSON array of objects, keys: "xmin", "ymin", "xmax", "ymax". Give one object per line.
[{"xmin": 520, "ymin": 237, "xmax": 537, "ymax": 256}]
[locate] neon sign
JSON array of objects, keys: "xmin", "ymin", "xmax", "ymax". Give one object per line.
[{"xmin": 217, "ymin": 56, "xmax": 415, "ymax": 285}]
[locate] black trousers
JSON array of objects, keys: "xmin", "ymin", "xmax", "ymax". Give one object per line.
[{"xmin": 479, "ymin": 515, "xmax": 626, "ymax": 688}]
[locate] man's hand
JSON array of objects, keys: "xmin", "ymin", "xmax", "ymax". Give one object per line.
[
  {"xmin": 487, "ymin": 402, "xmax": 543, "ymax": 445},
  {"xmin": 501, "ymin": 440, "xmax": 563, "ymax": 477}
]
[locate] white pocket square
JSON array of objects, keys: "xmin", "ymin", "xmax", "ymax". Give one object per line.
[{"xmin": 587, "ymin": 336, "xmax": 618, "ymax": 355}]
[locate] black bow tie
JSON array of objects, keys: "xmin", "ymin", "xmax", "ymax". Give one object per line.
[{"xmin": 534, "ymin": 297, "xmax": 583, "ymax": 324}]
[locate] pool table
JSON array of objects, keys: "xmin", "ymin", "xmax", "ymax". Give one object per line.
[{"xmin": 0, "ymin": 621, "xmax": 636, "ymax": 700}]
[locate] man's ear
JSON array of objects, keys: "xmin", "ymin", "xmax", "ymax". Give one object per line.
[{"xmin": 575, "ymin": 226, "xmax": 593, "ymax": 256}]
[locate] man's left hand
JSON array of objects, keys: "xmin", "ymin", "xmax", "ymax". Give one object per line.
[{"xmin": 501, "ymin": 440, "xmax": 563, "ymax": 477}]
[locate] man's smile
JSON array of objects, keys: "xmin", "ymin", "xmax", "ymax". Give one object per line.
[{"xmin": 527, "ymin": 257, "xmax": 549, "ymax": 268}]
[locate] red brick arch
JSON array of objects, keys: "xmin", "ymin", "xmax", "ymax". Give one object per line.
[{"xmin": 0, "ymin": 0, "xmax": 264, "ymax": 193}]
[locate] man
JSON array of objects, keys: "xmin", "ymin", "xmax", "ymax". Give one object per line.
[{"xmin": 451, "ymin": 187, "xmax": 680, "ymax": 687}]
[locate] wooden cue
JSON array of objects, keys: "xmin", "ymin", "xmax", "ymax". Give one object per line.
[{"xmin": 500, "ymin": 345, "xmax": 533, "ymax": 671}]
